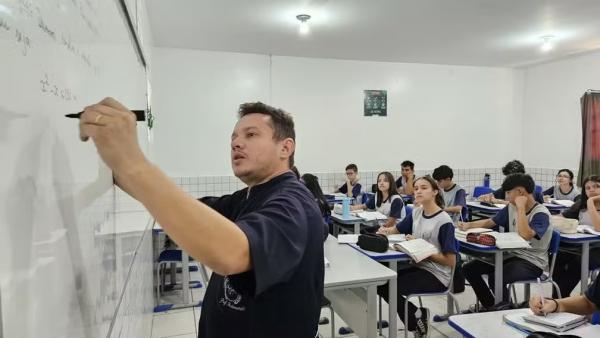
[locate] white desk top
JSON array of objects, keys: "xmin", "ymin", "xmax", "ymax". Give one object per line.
[
  {"xmin": 347, "ymin": 243, "xmax": 409, "ymax": 261},
  {"xmin": 560, "ymin": 232, "xmax": 600, "ymax": 242},
  {"xmin": 449, "ymin": 308, "xmax": 600, "ymax": 338},
  {"xmin": 330, "ymin": 212, "xmax": 364, "ymax": 224},
  {"xmin": 324, "ymin": 235, "xmax": 396, "ymax": 289}
]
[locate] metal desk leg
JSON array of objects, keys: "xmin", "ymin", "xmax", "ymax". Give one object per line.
[
  {"xmin": 354, "ymin": 223, "xmax": 360, "ymax": 234},
  {"xmin": 581, "ymin": 242, "xmax": 590, "ymax": 293},
  {"xmin": 389, "ymin": 261, "xmax": 398, "ymax": 338},
  {"xmin": 333, "ymin": 221, "xmax": 339, "ymax": 237},
  {"xmin": 367, "ymin": 285, "xmax": 377, "ymax": 338},
  {"xmin": 494, "ymin": 251, "xmax": 503, "ymax": 304},
  {"xmin": 182, "ymin": 252, "xmax": 190, "ymax": 304}
]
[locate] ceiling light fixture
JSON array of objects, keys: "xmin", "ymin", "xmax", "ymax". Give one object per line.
[
  {"xmin": 541, "ymin": 36, "xmax": 554, "ymax": 52},
  {"xmin": 296, "ymin": 14, "xmax": 311, "ymax": 35}
]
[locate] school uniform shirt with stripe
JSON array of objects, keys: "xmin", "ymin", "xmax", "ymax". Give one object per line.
[
  {"xmin": 543, "ymin": 185, "xmax": 580, "ymax": 201},
  {"xmin": 491, "ymin": 203, "xmax": 552, "ymax": 270},
  {"xmin": 441, "ymin": 184, "xmax": 467, "ymax": 222},
  {"xmin": 395, "ymin": 175, "xmax": 415, "ymax": 192},
  {"xmin": 338, "ymin": 181, "xmax": 362, "ymax": 198},
  {"xmin": 366, "ymin": 193, "xmax": 406, "ymax": 226},
  {"xmin": 395, "ymin": 207, "xmax": 457, "ymax": 286},
  {"xmin": 562, "ymin": 205, "xmax": 600, "ymax": 227}
]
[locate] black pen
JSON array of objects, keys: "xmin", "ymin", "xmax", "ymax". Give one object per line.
[{"xmin": 65, "ymin": 110, "xmax": 146, "ymax": 121}]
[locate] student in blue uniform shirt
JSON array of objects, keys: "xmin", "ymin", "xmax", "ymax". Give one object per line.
[
  {"xmin": 552, "ymin": 175, "xmax": 600, "ymax": 298},
  {"xmin": 378, "ymin": 176, "xmax": 457, "ymax": 338},
  {"xmin": 302, "ymin": 173, "xmax": 332, "ymax": 240},
  {"xmin": 335, "ymin": 163, "xmax": 362, "ymax": 198},
  {"xmin": 479, "ymin": 160, "xmax": 545, "ymax": 204},
  {"xmin": 543, "ymin": 169, "xmax": 580, "ymax": 201},
  {"xmin": 459, "ymin": 173, "xmax": 552, "ymax": 311},
  {"xmin": 351, "ymin": 171, "xmax": 406, "ymax": 228},
  {"xmin": 432, "ymin": 165, "xmax": 467, "ymax": 222},
  {"xmin": 530, "ymin": 273, "xmax": 600, "ymax": 317},
  {"xmin": 396, "ymin": 160, "xmax": 416, "ymax": 196},
  {"xmin": 78, "ymin": 98, "xmax": 324, "ymax": 338}
]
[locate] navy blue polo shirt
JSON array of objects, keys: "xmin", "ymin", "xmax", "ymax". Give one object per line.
[
  {"xmin": 585, "ymin": 274, "xmax": 600, "ymax": 310},
  {"xmin": 493, "ymin": 188, "xmax": 544, "ymax": 204},
  {"xmin": 339, "ymin": 182, "xmax": 362, "ymax": 198},
  {"xmin": 198, "ymin": 172, "xmax": 325, "ymax": 338}
]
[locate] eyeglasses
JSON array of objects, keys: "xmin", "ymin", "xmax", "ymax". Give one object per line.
[{"xmin": 556, "ymin": 174, "xmax": 570, "ymax": 178}]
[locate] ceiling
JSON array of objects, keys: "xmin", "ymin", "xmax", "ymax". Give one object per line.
[{"xmin": 147, "ymin": 0, "xmax": 600, "ymax": 68}]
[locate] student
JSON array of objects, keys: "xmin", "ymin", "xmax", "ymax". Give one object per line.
[
  {"xmin": 351, "ymin": 171, "xmax": 405, "ymax": 228},
  {"xmin": 302, "ymin": 173, "xmax": 332, "ymax": 240},
  {"xmin": 335, "ymin": 163, "xmax": 362, "ymax": 198},
  {"xmin": 378, "ymin": 176, "xmax": 456, "ymax": 337},
  {"xmin": 432, "ymin": 165, "xmax": 467, "ymax": 222},
  {"xmin": 396, "ymin": 160, "xmax": 416, "ymax": 195},
  {"xmin": 78, "ymin": 98, "xmax": 324, "ymax": 338},
  {"xmin": 552, "ymin": 175, "xmax": 600, "ymax": 298},
  {"xmin": 459, "ymin": 173, "xmax": 552, "ymax": 310},
  {"xmin": 543, "ymin": 169, "xmax": 580, "ymax": 201},
  {"xmin": 530, "ymin": 272, "xmax": 600, "ymax": 317},
  {"xmin": 479, "ymin": 160, "xmax": 544, "ymax": 204}
]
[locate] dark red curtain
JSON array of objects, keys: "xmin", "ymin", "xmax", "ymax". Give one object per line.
[{"xmin": 578, "ymin": 91, "xmax": 600, "ymax": 186}]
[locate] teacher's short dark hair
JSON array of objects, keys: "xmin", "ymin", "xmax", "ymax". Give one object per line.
[
  {"xmin": 501, "ymin": 173, "xmax": 535, "ymax": 194},
  {"xmin": 238, "ymin": 102, "xmax": 296, "ymax": 167}
]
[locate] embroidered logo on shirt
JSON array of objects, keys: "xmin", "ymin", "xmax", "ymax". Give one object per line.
[{"xmin": 219, "ymin": 276, "xmax": 246, "ymax": 311}]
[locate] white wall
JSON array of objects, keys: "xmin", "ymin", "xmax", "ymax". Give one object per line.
[
  {"xmin": 522, "ymin": 50, "xmax": 600, "ymax": 169},
  {"xmin": 152, "ymin": 48, "xmax": 524, "ymax": 176}
]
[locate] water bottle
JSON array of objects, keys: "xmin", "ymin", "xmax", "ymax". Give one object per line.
[
  {"xmin": 483, "ymin": 173, "xmax": 490, "ymax": 188},
  {"xmin": 342, "ymin": 197, "xmax": 350, "ymax": 218}
]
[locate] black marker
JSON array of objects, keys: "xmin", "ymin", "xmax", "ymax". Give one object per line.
[{"xmin": 65, "ymin": 110, "xmax": 146, "ymax": 121}]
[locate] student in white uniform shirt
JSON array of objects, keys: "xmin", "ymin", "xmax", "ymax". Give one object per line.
[
  {"xmin": 351, "ymin": 171, "xmax": 406, "ymax": 228},
  {"xmin": 378, "ymin": 176, "xmax": 457, "ymax": 338},
  {"xmin": 552, "ymin": 175, "xmax": 600, "ymax": 298},
  {"xmin": 432, "ymin": 165, "xmax": 467, "ymax": 222},
  {"xmin": 543, "ymin": 168, "xmax": 580, "ymax": 201}
]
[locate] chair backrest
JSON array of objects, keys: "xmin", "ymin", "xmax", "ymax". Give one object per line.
[
  {"xmin": 473, "ymin": 186, "xmax": 494, "ymax": 198},
  {"xmin": 547, "ymin": 230, "xmax": 561, "ymax": 276},
  {"xmin": 535, "ymin": 185, "xmax": 543, "ymax": 194},
  {"xmin": 549, "ymin": 230, "xmax": 561, "ymax": 255},
  {"xmin": 592, "ymin": 312, "xmax": 600, "ymax": 325}
]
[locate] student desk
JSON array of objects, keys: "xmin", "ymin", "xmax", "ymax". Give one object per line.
[
  {"xmin": 330, "ymin": 212, "xmax": 365, "ymax": 236},
  {"xmin": 467, "ymin": 201, "xmax": 565, "ymax": 220},
  {"xmin": 324, "ymin": 236, "xmax": 398, "ymax": 338},
  {"xmin": 457, "ymin": 238, "xmax": 514, "ymax": 305},
  {"xmin": 466, "ymin": 201, "xmax": 503, "ymax": 220},
  {"xmin": 559, "ymin": 233, "xmax": 600, "ymax": 293},
  {"xmin": 347, "ymin": 243, "xmax": 411, "ymax": 338},
  {"xmin": 449, "ymin": 308, "xmax": 600, "ymax": 338}
]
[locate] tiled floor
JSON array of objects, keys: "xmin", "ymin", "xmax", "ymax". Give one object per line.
[{"xmin": 151, "ymin": 263, "xmax": 567, "ymax": 338}]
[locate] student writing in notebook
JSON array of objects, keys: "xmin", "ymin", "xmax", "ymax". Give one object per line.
[
  {"xmin": 530, "ymin": 272, "xmax": 600, "ymax": 316},
  {"xmin": 459, "ymin": 173, "xmax": 552, "ymax": 311},
  {"xmin": 479, "ymin": 160, "xmax": 545, "ymax": 205},
  {"xmin": 543, "ymin": 169, "xmax": 580, "ymax": 202},
  {"xmin": 335, "ymin": 163, "xmax": 362, "ymax": 198},
  {"xmin": 78, "ymin": 98, "xmax": 324, "ymax": 338},
  {"xmin": 432, "ymin": 165, "xmax": 467, "ymax": 222},
  {"xmin": 396, "ymin": 160, "xmax": 416, "ymax": 196},
  {"xmin": 351, "ymin": 171, "xmax": 406, "ymax": 228},
  {"xmin": 378, "ymin": 176, "xmax": 456, "ymax": 337},
  {"xmin": 552, "ymin": 175, "xmax": 600, "ymax": 298}
]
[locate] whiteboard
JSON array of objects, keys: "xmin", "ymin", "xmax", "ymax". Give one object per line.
[{"xmin": 0, "ymin": 0, "xmax": 150, "ymax": 337}]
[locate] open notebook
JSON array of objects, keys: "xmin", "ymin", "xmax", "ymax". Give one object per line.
[
  {"xmin": 455, "ymin": 227, "xmax": 492, "ymax": 239},
  {"xmin": 577, "ymin": 225, "xmax": 600, "ymax": 236},
  {"xmin": 504, "ymin": 311, "xmax": 587, "ymax": 333},
  {"xmin": 487, "ymin": 232, "xmax": 531, "ymax": 249},
  {"xmin": 391, "ymin": 239, "xmax": 438, "ymax": 263},
  {"xmin": 353, "ymin": 211, "xmax": 388, "ymax": 221}
]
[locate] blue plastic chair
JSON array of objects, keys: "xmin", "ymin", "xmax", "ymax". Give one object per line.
[
  {"xmin": 535, "ymin": 185, "xmax": 543, "ymax": 194},
  {"xmin": 592, "ymin": 312, "xmax": 600, "ymax": 325},
  {"xmin": 508, "ymin": 230, "xmax": 562, "ymax": 304},
  {"xmin": 472, "ymin": 186, "xmax": 494, "ymax": 198}
]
